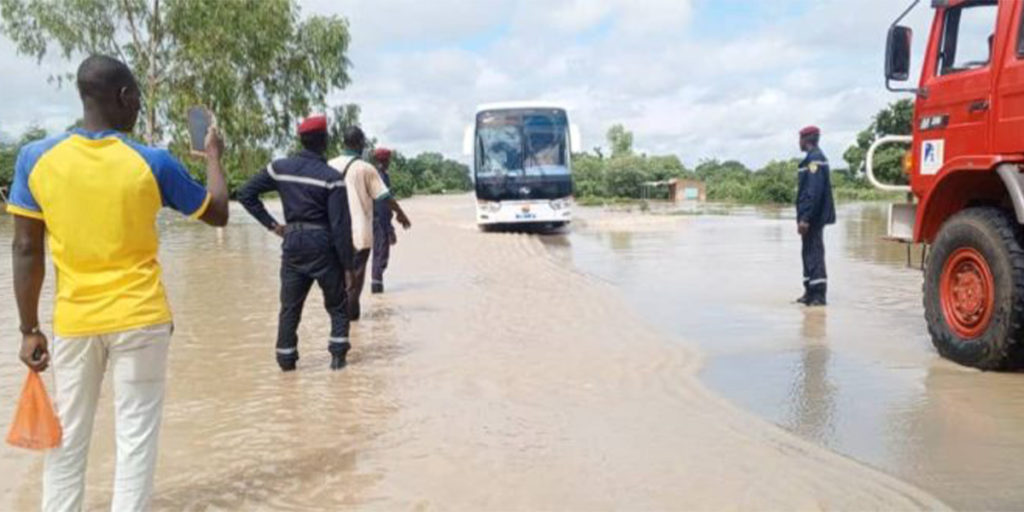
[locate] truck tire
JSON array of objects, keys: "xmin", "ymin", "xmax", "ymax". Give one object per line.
[{"xmin": 924, "ymin": 207, "xmax": 1024, "ymax": 370}]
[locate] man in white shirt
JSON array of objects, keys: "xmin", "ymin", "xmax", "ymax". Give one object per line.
[{"xmin": 328, "ymin": 126, "xmax": 411, "ymax": 320}]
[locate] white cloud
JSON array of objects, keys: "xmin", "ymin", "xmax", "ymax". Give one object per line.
[
  {"xmin": 0, "ymin": 0, "xmax": 939, "ymax": 169},
  {"xmin": 0, "ymin": 38, "xmax": 80, "ymax": 136}
]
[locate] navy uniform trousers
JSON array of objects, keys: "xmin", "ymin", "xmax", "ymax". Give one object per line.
[
  {"xmin": 801, "ymin": 225, "xmax": 827, "ymax": 299},
  {"xmin": 371, "ymin": 223, "xmax": 391, "ymax": 288},
  {"xmin": 278, "ymin": 225, "xmax": 350, "ymax": 367}
]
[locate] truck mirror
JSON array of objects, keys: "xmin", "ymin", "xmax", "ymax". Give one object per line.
[{"xmin": 886, "ymin": 25, "xmax": 913, "ymax": 82}]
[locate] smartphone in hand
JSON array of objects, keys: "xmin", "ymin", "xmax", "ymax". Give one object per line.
[{"xmin": 187, "ymin": 106, "xmax": 213, "ymax": 155}]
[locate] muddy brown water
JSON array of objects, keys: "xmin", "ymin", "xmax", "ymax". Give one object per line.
[
  {"xmin": 0, "ymin": 196, "xmax": 1003, "ymax": 510},
  {"xmin": 556, "ymin": 202, "xmax": 1024, "ymax": 511}
]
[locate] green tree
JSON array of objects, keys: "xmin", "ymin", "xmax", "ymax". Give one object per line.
[
  {"xmin": 843, "ymin": 99, "xmax": 913, "ymax": 185},
  {"xmin": 1, "ymin": 126, "xmax": 48, "ymax": 190},
  {"xmin": 606, "ymin": 124, "xmax": 634, "ymax": 157},
  {"xmin": 646, "ymin": 154, "xmax": 688, "ymax": 181},
  {"xmin": 384, "ymin": 151, "xmax": 471, "ymax": 198},
  {"xmin": 572, "ymin": 152, "xmax": 608, "ymax": 198},
  {"xmin": 0, "ymin": 141, "xmax": 16, "ymax": 190},
  {"xmin": 0, "ymin": 0, "xmax": 355, "ymax": 191},
  {"xmin": 750, "ymin": 159, "xmax": 798, "ymax": 204},
  {"xmin": 603, "ymin": 155, "xmax": 647, "ymax": 198}
]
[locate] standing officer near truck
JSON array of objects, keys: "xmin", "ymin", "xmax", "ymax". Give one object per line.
[
  {"xmin": 237, "ymin": 114, "xmax": 354, "ymax": 372},
  {"xmin": 795, "ymin": 126, "xmax": 836, "ymax": 307}
]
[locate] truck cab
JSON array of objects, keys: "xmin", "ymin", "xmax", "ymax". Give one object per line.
[{"xmin": 876, "ymin": 0, "xmax": 1024, "ymax": 370}]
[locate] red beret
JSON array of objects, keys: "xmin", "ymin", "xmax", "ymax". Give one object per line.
[
  {"xmin": 297, "ymin": 115, "xmax": 327, "ymax": 135},
  {"xmin": 799, "ymin": 126, "xmax": 821, "ymax": 137},
  {"xmin": 374, "ymin": 148, "xmax": 392, "ymax": 162}
]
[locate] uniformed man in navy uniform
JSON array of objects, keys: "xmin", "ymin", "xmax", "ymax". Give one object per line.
[
  {"xmin": 795, "ymin": 126, "xmax": 836, "ymax": 306},
  {"xmin": 237, "ymin": 115, "xmax": 354, "ymax": 371}
]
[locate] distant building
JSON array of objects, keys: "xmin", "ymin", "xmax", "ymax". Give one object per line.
[{"xmin": 641, "ymin": 179, "xmax": 706, "ymax": 203}]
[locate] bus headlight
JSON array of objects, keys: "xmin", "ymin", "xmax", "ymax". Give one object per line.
[
  {"xmin": 549, "ymin": 198, "xmax": 571, "ymax": 210},
  {"xmin": 478, "ymin": 201, "xmax": 501, "ymax": 212}
]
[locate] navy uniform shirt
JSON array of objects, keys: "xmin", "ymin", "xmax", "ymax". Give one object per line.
[
  {"xmin": 237, "ymin": 149, "xmax": 353, "ymax": 265},
  {"xmin": 373, "ymin": 169, "xmax": 395, "ymax": 236},
  {"xmin": 796, "ymin": 147, "xmax": 836, "ymax": 227}
]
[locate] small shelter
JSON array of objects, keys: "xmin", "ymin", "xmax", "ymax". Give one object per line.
[{"xmin": 641, "ymin": 179, "xmax": 706, "ymax": 203}]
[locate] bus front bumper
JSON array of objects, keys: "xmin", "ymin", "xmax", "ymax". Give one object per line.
[{"xmin": 476, "ymin": 200, "xmax": 572, "ymax": 225}]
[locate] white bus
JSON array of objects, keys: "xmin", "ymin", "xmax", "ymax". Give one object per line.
[{"xmin": 464, "ymin": 102, "xmax": 580, "ymax": 229}]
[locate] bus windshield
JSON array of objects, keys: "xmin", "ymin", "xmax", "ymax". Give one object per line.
[{"xmin": 476, "ymin": 109, "xmax": 569, "ymax": 178}]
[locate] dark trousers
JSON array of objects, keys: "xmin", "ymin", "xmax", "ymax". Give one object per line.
[
  {"xmin": 345, "ymin": 249, "xmax": 371, "ymax": 319},
  {"xmin": 801, "ymin": 225, "xmax": 827, "ymax": 299},
  {"xmin": 277, "ymin": 229, "xmax": 349, "ymax": 366},
  {"xmin": 371, "ymin": 226, "xmax": 391, "ymax": 287}
]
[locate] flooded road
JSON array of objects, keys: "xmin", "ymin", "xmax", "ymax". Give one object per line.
[
  {"xmin": 0, "ymin": 197, "xmax": 955, "ymax": 510},
  {"xmin": 558, "ymin": 202, "xmax": 1024, "ymax": 510}
]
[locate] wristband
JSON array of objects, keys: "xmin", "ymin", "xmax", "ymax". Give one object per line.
[{"xmin": 20, "ymin": 325, "xmax": 41, "ymax": 335}]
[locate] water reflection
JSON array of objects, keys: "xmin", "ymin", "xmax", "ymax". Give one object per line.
[
  {"xmin": 842, "ymin": 203, "xmax": 927, "ymax": 269},
  {"xmin": 787, "ymin": 311, "xmax": 835, "ymax": 446},
  {"xmin": 565, "ymin": 202, "xmax": 1024, "ymax": 509}
]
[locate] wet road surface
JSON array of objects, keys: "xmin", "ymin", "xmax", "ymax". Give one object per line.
[
  {"xmin": 554, "ymin": 202, "xmax": 1024, "ymax": 510},
  {"xmin": 0, "ymin": 198, "xmax": 974, "ymax": 510}
]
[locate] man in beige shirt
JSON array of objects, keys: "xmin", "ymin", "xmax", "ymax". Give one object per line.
[{"xmin": 328, "ymin": 126, "xmax": 411, "ymax": 320}]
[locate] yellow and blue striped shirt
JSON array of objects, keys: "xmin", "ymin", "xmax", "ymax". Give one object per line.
[{"xmin": 6, "ymin": 129, "xmax": 211, "ymax": 337}]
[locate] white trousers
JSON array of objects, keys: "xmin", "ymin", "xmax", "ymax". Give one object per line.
[{"xmin": 43, "ymin": 323, "xmax": 172, "ymax": 512}]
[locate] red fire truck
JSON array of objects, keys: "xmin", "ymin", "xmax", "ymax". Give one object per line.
[{"xmin": 874, "ymin": 0, "xmax": 1024, "ymax": 370}]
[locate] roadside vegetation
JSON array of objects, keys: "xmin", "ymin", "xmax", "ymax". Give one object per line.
[
  {"xmin": 572, "ymin": 99, "xmax": 913, "ymax": 206},
  {"xmin": 0, "ymin": 126, "xmax": 469, "ymax": 200}
]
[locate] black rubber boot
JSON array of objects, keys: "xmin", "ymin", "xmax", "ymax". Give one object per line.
[
  {"xmin": 806, "ymin": 285, "xmax": 827, "ymax": 307},
  {"xmin": 279, "ymin": 359, "xmax": 297, "ymax": 372},
  {"xmin": 371, "ymin": 283, "xmax": 384, "ymax": 294},
  {"xmin": 795, "ymin": 283, "xmax": 810, "ymax": 304},
  {"xmin": 330, "ymin": 352, "xmax": 348, "ymax": 371}
]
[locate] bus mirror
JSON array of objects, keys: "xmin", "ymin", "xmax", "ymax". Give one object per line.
[
  {"xmin": 463, "ymin": 125, "xmax": 474, "ymax": 156},
  {"xmin": 569, "ymin": 124, "xmax": 582, "ymax": 153},
  {"xmin": 886, "ymin": 25, "xmax": 912, "ymax": 82}
]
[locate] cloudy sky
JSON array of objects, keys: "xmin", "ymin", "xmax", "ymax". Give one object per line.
[{"xmin": 0, "ymin": 0, "xmax": 934, "ymax": 168}]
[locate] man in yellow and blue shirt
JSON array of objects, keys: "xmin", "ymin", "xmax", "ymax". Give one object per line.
[{"xmin": 9, "ymin": 55, "xmax": 229, "ymax": 511}]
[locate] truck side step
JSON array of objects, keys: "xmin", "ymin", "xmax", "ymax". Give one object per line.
[{"xmin": 886, "ymin": 203, "xmax": 916, "ymax": 243}]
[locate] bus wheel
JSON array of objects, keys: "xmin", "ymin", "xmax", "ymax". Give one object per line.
[{"xmin": 924, "ymin": 207, "xmax": 1024, "ymax": 370}]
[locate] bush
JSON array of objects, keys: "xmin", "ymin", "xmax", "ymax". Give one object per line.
[
  {"xmin": 0, "ymin": 145, "xmax": 15, "ymax": 190},
  {"xmin": 572, "ymin": 146, "xmax": 894, "ymax": 206},
  {"xmin": 1, "ymin": 127, "xmax": 48, "ymax": 192},
  {"xmin": 573, "ymin": 152, "xmax": 691, "ymax": 200},
  {"xmin": 386, "ymin": 151, "xmax": 471, "ymax": 198},
  {"xmin": 603, "ymin": 156, "xmax": 649, "ymax": 198}
]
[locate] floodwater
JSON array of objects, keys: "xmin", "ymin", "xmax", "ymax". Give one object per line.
[
  {"xmin": 554, "ymin": 202, "xmax": 1024, "ymax": 511},
  {"xmin": 0, "ymin": 196, "xmax": 980, "ymax": 510}
]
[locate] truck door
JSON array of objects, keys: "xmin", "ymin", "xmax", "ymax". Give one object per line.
[
  {"xmin": 995, "ymin": 2, "xmax": 1024, "ymax": 154},
  {"xmin": 919, "ymin": 1, "xmax": 999, "ymax": 177}
]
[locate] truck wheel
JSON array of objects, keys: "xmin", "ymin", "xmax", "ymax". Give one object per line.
[{"xmin": 924, "ymin": 207, "xmax": 1024, "ymax": 370}]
